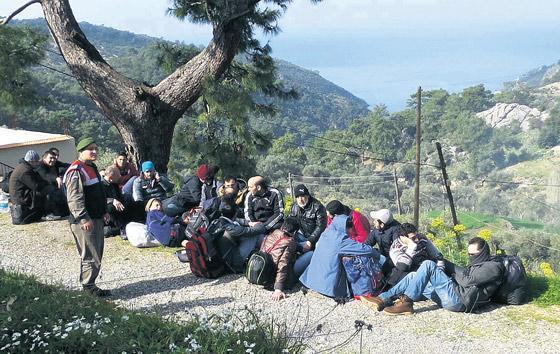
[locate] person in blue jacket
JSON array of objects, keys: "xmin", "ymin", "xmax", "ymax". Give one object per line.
[{"xmin": 299, "ymin": 214, "xmax": 382, "ymax": 299}]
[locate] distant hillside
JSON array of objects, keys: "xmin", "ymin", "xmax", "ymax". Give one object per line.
[
  {"xmin": 516, "ymin": 60, "xmax": 560, "ymax": 87},
  {"xmin": 11, "ymin": 19, "xmax": 369, "ymax": 137}
]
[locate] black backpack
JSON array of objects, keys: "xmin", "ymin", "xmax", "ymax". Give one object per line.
[
  {"xmin": 492, "ymin": 253, "xmax": 527, "ymax": 305},
  {"xmin": 245, "ymin": 236, "xmax": 287, "ymax": 286}
]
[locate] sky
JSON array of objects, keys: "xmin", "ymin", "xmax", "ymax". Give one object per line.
[{"xmin": 2, "ymin": 0, "xmax": 560, "ymax": 110}]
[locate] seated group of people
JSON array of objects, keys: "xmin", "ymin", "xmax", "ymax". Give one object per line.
[
  {"xmin": 6, "ymin": 148, "xmax": 70, "ymax": 224},
  {"xmin": 6, "ymin": 151, "xmax": 505, "ymax": 314}
]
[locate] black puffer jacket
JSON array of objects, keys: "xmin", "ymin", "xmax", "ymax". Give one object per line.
[
  {"xmin": 365, "ymin": 220, "xmax": 401, "ymax": 257},
  {"xmin": 289, "ymin": 197, "xmax": 327, "ymax": 247},
  {"xmin": 452, "ymin": 261, "xmax": 505, "ymax": 311}
]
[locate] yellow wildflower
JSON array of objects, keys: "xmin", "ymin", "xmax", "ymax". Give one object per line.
[
  {"xmin": 431, "ymin": 217, "xmax": 445, "ymax": 229},
  {"xmin": 453, "ymin": 224, "xmax": 467, "ymax": 233},
  {"xmin": 478, "ymin": 229, "xmax": 493, "ymax": 242},
  {"xmin": 433, "ymin": 238, "xmax": 445, "ymax": 250},
  {"xmin": 540, "ymin": 262, "xmax": 556, "ymax": 278}
]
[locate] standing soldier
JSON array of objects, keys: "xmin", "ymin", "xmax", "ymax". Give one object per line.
[{"xmin": 63, "ymin": 138, "xmax": 111, "ymax": 296}]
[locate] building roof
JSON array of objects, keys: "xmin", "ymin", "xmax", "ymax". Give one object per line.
[{"xmin": 0, "ymin": 127, "xmax": 72, "ymax": 149}]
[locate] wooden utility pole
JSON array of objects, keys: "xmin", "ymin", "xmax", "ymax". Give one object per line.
[
  {"xmin": 435, "ymin": 142, "xmax": 459, "ymax": 225},
  {"xmin": 393, "ymin": 169, "xmax": 402, "ymax": 215},
  {"xmin": 414, "ymin": 86, "xmax": 422, "ymax": 227}
]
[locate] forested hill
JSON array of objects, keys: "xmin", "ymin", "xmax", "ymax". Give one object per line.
[{"xmin": 10, "ymin": 19, "xmax": 369, "ymax": 139}]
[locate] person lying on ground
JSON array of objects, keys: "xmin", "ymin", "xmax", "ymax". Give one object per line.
[
  {"xmin": 386, "ymin": 223, "xmax": 444, "ymax": 287},
  {"xmin": 8, "ymin": 150, "xmax": 50, "ymax": 225},
  {"xmin": 288, "ymin": 184, "xmax": 327, "ymax": 277},
  {"xmin": 259, "ymin": 217, "xmax": 300, "ymax": 301},
  {"xmin": 244, "ymin": 175, "xmax": 284, "ymax": 232},
  {"xmin": 361, "ymin": 237, "xmax": 505, "ymax": 315},
  {"xmin": 145, "ymin": 198, "xmax": 187, "ymax": 247},
  {"xmin": 299, "ymin": 214, "xmax": 379, "ymax": 299},
  {"xmin": 162, "ymin": 164, "xmax": 218, "ymax": 217},
  {"xmin": 325, "ymin": 200, "xmax": 370, "ymax": 243},
  {"xmin": 132, "ymin": 161, "xmax": 174, "ymax": 203}
]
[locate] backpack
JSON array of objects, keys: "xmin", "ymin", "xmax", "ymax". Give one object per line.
[
  {"xmin": 182, "ymin": 217, "xmax": 225, "ymax": 279},
  {"xmin": 492, "ymin": 253, "xmax": 527, "ymax": 305},
  {"xmin": 245, "ymin": 236, "xmax": 287, "ymax": 286}
]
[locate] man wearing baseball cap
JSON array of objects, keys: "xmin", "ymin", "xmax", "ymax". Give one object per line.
[
  {"xmin": 288, "ymin": 184, "xmax": 327, "ymax": 277},
  {"xmin": 63, "ymin": 138, "xmax": 111, "ymax": 296}
]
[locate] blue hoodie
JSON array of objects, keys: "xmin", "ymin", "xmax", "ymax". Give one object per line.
[{"xmin": 300, "ymin": 215, "xmax": 376, "ymax": 298}]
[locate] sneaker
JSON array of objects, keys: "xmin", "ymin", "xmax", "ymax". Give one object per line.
[
  {"xmin": 83, "ymin": 286, "xmax": 112, "ymax": 297},
  {"xmin": 360, "ymin": 295, "xmax": 386, "ymax": 311},
  {"xmin": 383, "ymin": 294, "xmax": 414, "ymax": 315},
  {"xmin": 41, "ymin": 214, "xmax": 62, "ymax": 221}
]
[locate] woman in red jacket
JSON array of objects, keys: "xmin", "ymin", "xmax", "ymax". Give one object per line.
[{"xmin": 325, "ymin": 200, "xmax": 370, "ymax": 243}]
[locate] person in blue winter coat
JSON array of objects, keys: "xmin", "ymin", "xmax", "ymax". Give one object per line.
[
  {"xmin": 145, "ymin": 198, "xmax": 186, "ymax": 247},
  {"xmin": 299, "ymin": 214, "xmax": 382, "ymax": 299}
]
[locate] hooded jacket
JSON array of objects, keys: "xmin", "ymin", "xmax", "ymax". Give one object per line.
[
  {"xmin": 451, "ymin": 244, "xmax": 505, "ymax": 311},
  {"xmin": 299, "ymin": 215, "xmax": 377, "ymax": 298},
  {"xmin": 365, "ymin": 220, "xmax": 401, "ymax": 257},
  {"xmin": 260, "ymin": 229, "xmax": 298, "ymax": 291}
]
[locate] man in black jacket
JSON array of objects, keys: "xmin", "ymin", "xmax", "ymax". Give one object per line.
[
  {"xmin": 362, "ymin": 237, "xmax": 504, "ymax": 315},
  {"xmin": 9, "ymin": 150, "xmax": 49, "ymax": 224},
  {"xmin": 289, "ymin": 184, "xmax": 327, "ymax": 276},
  {"xmin": 37, "ymin": 150, "xmax": 68, "ymax": 218},
  {"xmin": 244, "ymin": 176, "xmax": 284, "ymax": 232},
  {"xmin": 163, "ymin": 164, "xmax": 217, "ymax": 217}
]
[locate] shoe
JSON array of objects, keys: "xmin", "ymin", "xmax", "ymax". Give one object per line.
[
  {"xmin": 41, "ymin": 214, "xmax": 62, "ymax": 221},
  {"xmin": 83, "ymin": 286, "xmax": 112, "ymax": 297},
  {"xmin": 383, "ymin": 294, "xmax": 414, "ymax": 315},
  {"xmin": 360, "ymin": 295, "xmax": 385, "ymax": 311}
]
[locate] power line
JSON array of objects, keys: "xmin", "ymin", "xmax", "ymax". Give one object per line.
[
  {"xmin": 481, "ymin": 179, "xmax": 560, "ymax": 188},
  {"xmin": 292, "ymin": 173, "xmax": 394, "ymax": 180},
  {"xmin": 37, "ymin": 62, "xmax": 75, "ymax": 78}
]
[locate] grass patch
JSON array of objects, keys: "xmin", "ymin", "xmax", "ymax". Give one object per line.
[
  {"xmin": 504, "ymin": 306, "xmax": 560, "ymax": 325},
  {"xmin": 0, "ymin": 269, "xmax": 302, "ymax": 353},
  {"xmin": 527, "ymin": 275, "xmax": 560, "ymax": 307},
  {"xmin": 426, "ymin": 210, "xmax": 546, "ymax": 231}
]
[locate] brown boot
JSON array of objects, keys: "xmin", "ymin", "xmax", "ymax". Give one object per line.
[
  {"xmin": 360, "ymin": 296, "xmax": 386, "ymax": 311},
  {"xmin": 383, "ymin": 294, "xmax": 414, "ymax": 315}
]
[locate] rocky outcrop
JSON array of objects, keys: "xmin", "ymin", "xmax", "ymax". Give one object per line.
[{"xmin": 476, "ymin": 103, "xmax": 548, "ymax": 131}]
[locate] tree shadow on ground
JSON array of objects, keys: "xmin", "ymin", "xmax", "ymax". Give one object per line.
[
  {"xmin": 111, "ymin": 273, "xmax": 240, "ymax": 300},
  {"xmin": 134, "ymin": 297, "xmax": 235, "ymax": 317}
]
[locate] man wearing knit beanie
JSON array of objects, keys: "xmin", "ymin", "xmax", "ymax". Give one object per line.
[
  {"xmin": 8, "ymin": 150, "xmax": 49, "ymax": 224},
  {"xmin": 162, "ymin": 163, "xmax": 218, "ymax": 217}
]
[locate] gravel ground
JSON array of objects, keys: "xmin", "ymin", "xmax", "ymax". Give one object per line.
[{"xmin": 1, "ymin": 213, "xmax": 560, "ymax": 353}]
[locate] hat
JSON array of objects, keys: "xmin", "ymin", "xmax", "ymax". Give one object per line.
[
  {"xmin": 370, "ymin": 209, "xmax": 393, "ymax": 224},
  {"xmin": 326, "ymin": 200, "xmax": 345, "ymax": 216},
  {"xmin": 294, "ymin": 184, "xmax": 310, "ymax": 197},
  {"xmin": 197, "ymin": 164, "xmax": 217, "ymax": 180},
  {"xmin": 141, "ymin": 161, "xmax": 155, "ymax": 172},
  {"xmin": 76, "ymin": 137, "xmax": 96, "ymax": 152},
  {"xmin": 24, "ymin": 150, "xmax": 40, "ymax": 162}
]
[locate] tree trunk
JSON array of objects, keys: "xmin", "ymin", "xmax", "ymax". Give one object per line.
[{"xmin": 37, "ymin": 0, "xmax": 246, "ymax": 172}]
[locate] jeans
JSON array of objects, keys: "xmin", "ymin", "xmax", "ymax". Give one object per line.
[
  {"xmin": 380, "ymin": 260, "xmax": 465, "ymax": 312},
  {"xmin": 293, "ymin": 232, "xmax": 313, "ymax": 277}
]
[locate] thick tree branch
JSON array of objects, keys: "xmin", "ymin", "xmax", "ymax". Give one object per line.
[{"xmin": 0, "ymin": 0, "xmax": 41, "ymax": 25}]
